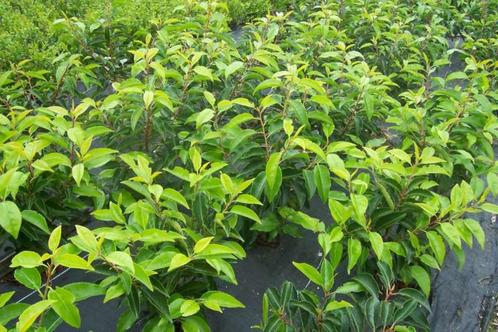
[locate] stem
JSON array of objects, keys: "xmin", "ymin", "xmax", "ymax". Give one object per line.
[
  {"xmin": 144, "ymin": 107, "xmax": 152, "ymax": 152},
  {"xmin": 38, "ymin": 263, "xmax": 54, "ymax": 327},
  {"xmin": 257, "ymin": 107, "xmax": 270, "ymax": 160}
]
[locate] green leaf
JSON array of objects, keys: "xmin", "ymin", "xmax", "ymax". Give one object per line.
[
  {"xmin": 180, "ymin": 300, "xmax": 200, "ymax": 317},
  {"xmin": 14, "ymin": 268, "xmax": 41, "ymax": 290},
  {"xmin": 48, "ymin": 288, "xmax": 80, "ymax": 328},
  {"xmin": 17, "ymin": 300, "xmax": 55, "ymax": 332},
  {"xmin": 21, "ymin": 210, "xmax": 49, "ymax": 234},
  {"xmin": 353, "ymin": 273, "xmax": 380, "ymax": 297},
  {"xmin": 168, "ymin": 253, "xmax": 192, "ymax": 272},
  {"xmin": 230, "ymin": 205, "xmax": 261, "ymax": 224},
  {"xmin": 0, "ymin": 201, "xmax": 22, "ymax": 238},
  {"xmin": 265, "ymin": 152, "xmax": 282, "ymax": 197},
  {"xmin": 410, "ymin": 265, "xmax": 431, "ymax": 297},
  {"xmin": 463, "ymin": 219, "xmax": 485, "ymax": 249},
  {"xmin": 181, "ymin": 316, "xmax": 210, "ymax": 332},
  {"xmin": 324, "ymin": 300, "xmax": 353, "ymax": 312},
  {"xmin": 10, "ymin": 251, "xmax": 43, "ymax": 268},
  {"xmin": 314, "ymin": 165, "xmax": 330, "ymax": 203},
  {"xmin": 63, "ymin": 282, "xmax": 105, "ymax": 301},
  {"xmin": 420, "ymin": 254, "xmax": 440, "ymax": 270},
  {"xmin": 72, "ymin": 163, "xmax": 84, "ymax": 186},
  {"xmin": 398, "ymin": 288, "xmax": 431, "ymax": 312},
  {"xmin": 439, "ymin": 223, "xmax": 461, "ymax": 248},
  {"xmin": 347, "ymin": 238, "xmax": 362, "ymax": 274},
  {"xmin": 225, "ymin": 61, "xmax": 244, "ymax": 78},
  {"xmin": 487, "ymin": 173, "xmax": 498, "ymax": 196},
  {"xmin": 292, "ymin": 262, "xmax": 323, "ymax": 287},
  {"xmin": 369, "ymin": 232, "xmax": 384, "ymax": 259}
]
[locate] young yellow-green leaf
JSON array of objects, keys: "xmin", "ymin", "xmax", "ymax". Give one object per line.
[
  {"xmin": 0, "ymin": 201, "xmax": 22, "ymax": 239},
  {"xmin": 162, "ymin": 188, "xmax": 190, "ymax": 209},
  {"xmin": 426, "ymin": 231, "xmax": 446, "ymax": 266},
  {"xmin": 368, "ymin": 232, "xmax": 384, "ymax": 259},
  {"xmin": 194, "ymin": 237, "xmax": 214, "ymax": 254},
  {"xmin": 265, "ymin": 152, "xmax": 282, "ymax": 199},
  {"xmin": 225, "ymin": 61, "xmax": 244, "ymax": 78},
  {"xmin": 181, "ymin": 300, "xmax": 200, "ymax": 317},
  {"xmin": 324, "ymin": 300, "xmax": 353, "ymax": 312},
  {"xmin": 223, "ymin": 113, "xmax": 255, "ymax": 128},
  {"xmin": 105, "ymin": 251, "xmax": 135, "ymax": 274},
  {"xmin": 56, "ymin": 254, "xmax": 94, "ymax": 271},
  {"xmin": 201, "ymin": 291, "xmax": 245, "ymax": 311},
  {"xmin": 351, "ymin": 194, "xmax": 368, "ymax": 227},
  {"xmin": 168, "ymin": 253, "xmax": 192, "ymax": 272},
  {"xmin": 328, "ymin": 198, "xmax": 351, "ymax": 225},
  {"xmin": 487, "ymin": 173, "xmax": 498, "ymax": 197},
  {"xmin": 235, "ymin": 194, "xmax": 262, "ymax": 205},
  {"xmin": 327, "ymin": 154, "xmax": 350, "ymax": 181},
  {"xmin": 48, "ymin": 288, "xmax": 81, "ymax": 328},
  {"xmin": 220, "ymin": 173, "xmax": 235, "ymax": 195},
  {"xmin": 196, "ymin": 109, "xmax": 214, "ymax": 129},
  {"xmin": 329, "ymin": 227, "xmax": 344, "ymax": 242},
  {"xmin": 71, "ymin": 163, "xmax": 84, "ymax": 186},
  {"xmin": 109, "ymin": 202, "xmax": 126, "ymax": 224},
  {"xmin": 74, "ymin": 225, "xmax": 98, "ymax": 254},
  {"xmin": 294, "ymin": 137, "xmax": 326, "ymax": 161},
  {"xmin": 14, "ymin": 268, "xmax": 41, "ymax": 290},
  {"xmin": 203, "ymin": 91, "xmax": 216, "ymax": 107},
  {"xmin": 283, "ymin": 118, "xmax": 293, "ymax": 136},
  {"xmin": 439, "ymin": 223, "xmax": 461, "ymax": 248},
  {"xmin": 48, "ymin": 226, "xmax": 62, "ymax": 252},
  {"xmin": 481, "ymin": 203, "xmax": 498, "ymax": 214},
  {"xmin": 0, "ymin": 291, "xmax": 14, "ymax": 309},
  {"xmin": 292, "ymin": 262, "xmax": 323, "ymax": 287},
  {"xmin": 194, "ymin": 66, "xmax": 214, "ymax": 81},
  {"xmin": 189, "ymin": 147, "xmax": 202, "ymax": 172},
  {"xmin": 10, "ymin": 251, "xmax": 43, "ymax": 268},
  {"xmin": 347, "ymin": 238, "xmax": 362, "ymax": 274},
  {"xmin": 133, "ymin": 263, "xmax": 154, "ymax": 291},
  {"xmin": 410, "ymin": 265, "xmax": 431, "ymax": 297},
  {"xmin": 142, "ymin": 90, "xmax": 154, "ymax": 110},
  {"xmin": 419, "ymin": 254, "xmax": 440, "ymax": 270},
  {"xmin": 463, "ymin": 219, "xmax": 485, "ymax": 249},
  {"xmin": 103, "ymin": 284, "xmax": 125, "ymax": 303},
  {"xmin": 17, "ymin": 300, "xmax": 55, "ymax": 332},
  {"xmin": 230, "ymin": 205, "xmax": 261, "ymax": 224}
]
